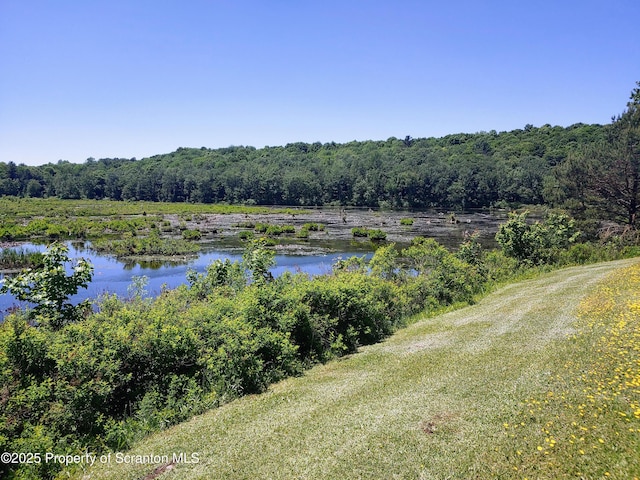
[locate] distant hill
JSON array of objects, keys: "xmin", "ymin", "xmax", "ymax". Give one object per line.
[{"xmin": 0, "ymin": 123, "xmax": 606, "ymax": 209}]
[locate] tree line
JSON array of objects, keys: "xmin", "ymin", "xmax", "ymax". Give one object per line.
[
  {"xmin": 0, "ymin": 124, "xmax": 606, "ymax": 209},
  {"xmin": 1, "ymin": 82, "xmax": 639, "ymax": 229}
]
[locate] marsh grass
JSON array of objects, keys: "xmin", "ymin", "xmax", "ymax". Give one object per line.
[
  {"xmin": 0, "ymin": 197, "xmax": 305, "ymax": 218},
  {"xmin": 91, "ymin": 232, "xmax": 200, "ymax": 257},
  {"xmin": 70, "ymin": 258, "xmax": 639, "ymax": 480}
]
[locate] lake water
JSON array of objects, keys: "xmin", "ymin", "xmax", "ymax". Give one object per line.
[
  {"xmin": 0, "ymin": 241, "xmax": 373, "ymax": 319},
  {"xmin": 0, "ymin": 208, "xmax": 509, "ymax": 319}
]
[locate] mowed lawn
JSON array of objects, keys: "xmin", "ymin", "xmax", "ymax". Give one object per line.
[{"xmin": 74, "ymin": 258, "xmax": 640, "ymax": 480}]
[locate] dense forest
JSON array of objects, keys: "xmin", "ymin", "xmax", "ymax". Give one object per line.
[
  {"xmin": 2, "ymin": 83, "xmax": 639, "ymax": 230},
  {"xmin": 0, "ymin": 124, "xmax": 607, "ymax": 209}
]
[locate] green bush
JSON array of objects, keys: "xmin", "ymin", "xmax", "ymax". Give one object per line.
[
  {"xmin": 369, "ymin": 243, "xmax": 401, "ymax": 281},
  {"xmin": 351, "ymin": 227, "xmax": 387, "ymax": 240},
  {"xmin": 367, "ymin": 229, "xmax": 387, "ymax": 241},
  {"xmin": 182, "ymin": 229, "xmax": 202, "ymax": 240},
  {"xmin": 483, "ymin": 250, "xmax": 521, "ymax": 282},
  {"xmin": 400, "ymin": 217, "xmax": 414, "ymax": 225},
  {"xmin": 299, "ymin": 272, "xmax": 406, "ymax": 352},
  {"xmin": 495, "ymin": 211, "xmax": 580, "ymax": 265}
]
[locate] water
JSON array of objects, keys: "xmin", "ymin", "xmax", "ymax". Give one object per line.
[{"xmin": 0, "ymin": 242, "xmax": 372, "ymax": 319}]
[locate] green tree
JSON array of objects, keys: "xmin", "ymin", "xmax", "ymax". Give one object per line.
[
  {"xmin": 0, "ymin": 243, "xmax": 93, "ymax": 329},
  {"xmin": 556, "ymin": 83, "xmax": 640, "ymax": 226},
  {"xmin": 25, "ymin": 179, "xmax": 43, "ymax": 198},
  {"xmin": 590, "ymin": 83, "xmax": 640, "ymax": 226}
]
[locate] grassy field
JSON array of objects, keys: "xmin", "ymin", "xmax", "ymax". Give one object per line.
[{"xmin": 71, "ymin": 259, "xmax": 640, "ymax": 480}]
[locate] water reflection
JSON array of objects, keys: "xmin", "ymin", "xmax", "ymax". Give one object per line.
[{"xmin": 0, "ymin": 241, "xmax": 372, "ymax": 319}]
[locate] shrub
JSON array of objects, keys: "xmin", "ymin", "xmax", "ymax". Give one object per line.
[
  {"xmin": 182, "ymin": 229, "xmax": 202, "ymax": 240},
  {"xmin": 186, "ymin": 258, "xmax": 246, "ymax": 299},
  {"xmin": 242, "ymin": 238, "xmax": 276, "ymax": 283},
  {"xmin": 92, "ymin": 230, "xmax": 200, "ymax": 257},
  {"xmin": 300, "ymin": 272, "xmax": 406, "ymax": 352},
  {"xmin": 369, "ymin": 243, "xmax": 401, "ymax": 281},
  {"xmin": 403, "ymin": 237, "xmax": 449, "ymax": 274},
  {"xmin": 495, "ymin": 211, "xmax": 580, "ymax": 265},
  {"xmin": 400, "ymin": 217, "xmax": 414, "ymax": 225},
  {"xmin": 456, "ymin": 232, "xmax": 486, "ymax": 279},
  {"xmin": 351, "ymin": 227, "xmax": 387, "ymax": 240},
  {"xmin": 367, "ymin": 229, "xmax": 387, "ymax": 241}
]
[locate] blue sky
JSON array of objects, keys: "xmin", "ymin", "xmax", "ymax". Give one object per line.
[{"xmin": 1, "ymin": 0, "xmax": 638, "ymax": 166}]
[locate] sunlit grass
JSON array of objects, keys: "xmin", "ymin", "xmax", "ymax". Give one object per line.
[
  {"xmin": 68, "ymin": 259, "xmax": 639, "ymax": 479},
  {"xmin": 0, "ymin": 197, "xmax": 306, "ymax": 218},
  {"xmin": 499, "ymin": 262, "xmax": 640, "ymax": 479}
]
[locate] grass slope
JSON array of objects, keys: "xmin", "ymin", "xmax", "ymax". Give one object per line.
[{"xmin": 74, "ymin": 259, "xmax": 639, "ymax": 480}]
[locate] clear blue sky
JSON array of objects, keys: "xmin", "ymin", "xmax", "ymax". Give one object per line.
[{"xmin": 1, "ymin": 0, "xmax": 638, "ymax": 166}]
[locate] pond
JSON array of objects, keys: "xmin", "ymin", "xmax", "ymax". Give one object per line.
[
  {"xmin": 0, "ymin": 207, "xmax": 509, "ymax": 319},
  {"xmin": 0, "ymin": 240, "xmax": 374, "ymax": 319}
]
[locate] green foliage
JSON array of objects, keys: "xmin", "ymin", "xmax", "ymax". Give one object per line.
[
  {"xmin": 351, "ymin": 227, "xmax": 387, "ymax": 240},
  {"xmin": 400, "ymin": 217, "xmax": 414, "ymax": 225},
  {"xmin": 242, "ymin": 238, "xmax": 276, "ymax": 283},
  {"xmin": 181, "ymin": 228, "xmax": 202, "ymax": 240},
  {"xmin": 369, "ymin": 243, "xmax": 402, "ymax": 281},
  {"xmin": 351, "ymin": 227, "xmax": 369, "ymax": 237},
  {"xmin": 0, "ymin": 121, "xmax": 612, "ymax": 210},
  {"xmin": 332, "ymin": 255, "xmax": 368, "ymax": 274},
  {"xmin": 253, "ymin": 224, "xmax": 296, "ymax": 237},
  {"xmin": 186, "ymin": 258, "xmax": 246, "ymax": 299},
  {"xmin": 0, "ymin": 243, "xmax": 93, "ymax": 329},
  {"xmin": 456, "ymin": 232, "xmax": 484, "ymax": 266},
  {"xmin": 403, "ymin": 237, "xmax": 449, "ymax": 274},
  {"xmin": 367, "ymin": 229, "xmax": 387, "ymax": 241},
  {"xmin": 295, "ymin": 228, "xmax": 310, "ymax": 239},
  {"xmin": 399, "ymin": 237, "xmax": 485, "ymax": 309},
  {"xmin": 495, "ymin": 211, "xmax": 580, "ymax": 265},
  {"xmin": 238, "ymin": 230, "xmax": 255, "ymax": 240},
  {"xmin": 91, "ymin": 230, "xmax": 200, "ymax": 257},
  {"xmin": 302, "ymin": 222, "xmax": 325, "ymax": 231}
]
